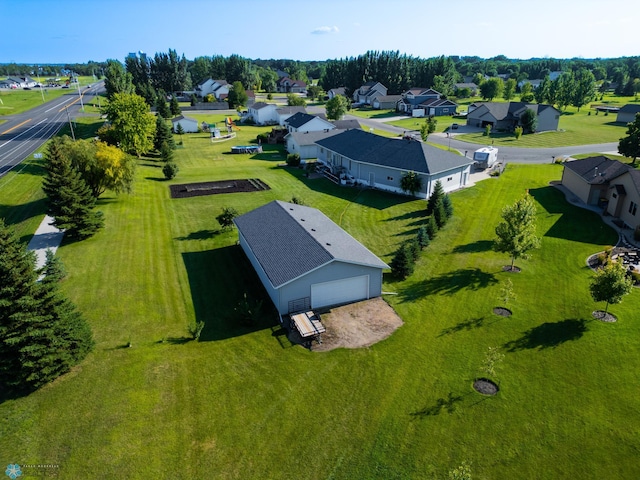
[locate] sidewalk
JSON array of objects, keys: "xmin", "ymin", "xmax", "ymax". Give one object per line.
[{"xmin": 27, "ymin": 215, "xmax": 64, "ymax": 270}]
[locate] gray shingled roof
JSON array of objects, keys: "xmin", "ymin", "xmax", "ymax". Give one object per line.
[
  {"xmin": 619, "ymin": 104, "xmax": 640, "ymax": 114},
  {"xmin": 316, "ymin": 129, "xmax": 473, "ymax": 175},
  {"xmin": 234, "ymin": 201, "xmax": 388, "ymax": 288},
  {"xmin": 331, "ymin": 119, "xmax": 361, "ymax": 130},
  {"xmin": 286, "ymin": 129, "xmax": 347, "ymax": 147},
  {"xmin": 285, "ymin": 112, "xmax": 332, "ymax": 129},
  {"xmin": 564, "ymin": 156, "xmax": 629, "ymax": 184}
]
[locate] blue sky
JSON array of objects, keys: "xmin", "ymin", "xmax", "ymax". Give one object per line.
[{"xmin": 4, "ymin": 0, "xmax": 639, "ymax": 64}]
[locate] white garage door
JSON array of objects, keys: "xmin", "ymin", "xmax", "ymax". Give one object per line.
[{"xmin": 311, "ymin": 275, "xmax": 369, "ymax": 309}]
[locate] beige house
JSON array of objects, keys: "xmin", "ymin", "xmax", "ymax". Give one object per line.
[{"xmin": 561, "ymin": 156, "xmax": 640, "ymax": 231}]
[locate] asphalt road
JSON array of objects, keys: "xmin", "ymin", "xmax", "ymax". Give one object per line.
[
  {"xmin": 0, "ymin": 81, "xmax": 104, "ymax": 177},
  {"xmin": 342, "ymin": 113, "xmax": 619, "ymax": 164}
]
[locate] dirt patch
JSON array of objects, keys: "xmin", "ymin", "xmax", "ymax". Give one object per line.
[
  {"xmin": 492, "ymin": 307, "xmax": 512, "ymax": 317},
  {"xmin": 502, "ymin": 265, "xmax": 521, "ymax": 273},
  {"xmin": 592, "ymin": 310, "xmax": 617, "ymax": 323},
  {"xmin": 169, "ymin": 179, "xmax": 270, "ymax": 199},
  {"xmin": 306, "ymin": 297, "xmax": 403, "ymax": 352},
  {"xmin": 473, "ymin": 378, "xmax": 499, "ymax": 395}
]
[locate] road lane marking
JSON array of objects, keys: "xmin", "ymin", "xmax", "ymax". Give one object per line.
[{"xmin": 0, "ymin": 118, "xmax": 32, "ymax": 136}]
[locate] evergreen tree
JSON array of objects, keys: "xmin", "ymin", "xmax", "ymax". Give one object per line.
[
  {"xmin": 434, "ymin": 198, "xmax": 447, "ymax": 228},
  {"xmin": 162, "ymin": 161, "xmax": 179, "ymax": 180},
  {"xmin": 170, "ymin": 96, "xmax": 181, "ymax": 117},
  {"xmin": 427, "ymin": 180, "xmax": 445, "ymax": 215},
  {"xmin": 390, "ymin": 242, "xmax": 414, "ymax": 279},
  {"xmin": 154, "ymin": 115, "xmax": 175, "ymax": 152},
  {"xmin": 417, "ymin": 226, "xmax": 430, "ymax": 249},
  {"xmin": 42, "ymin": 138, "xmax": 104, "ymax": 239},
  {"xmin": 405, "ymin": 238, "xmax": 420, "ymax": 262},
  {"xmin": 426, "ymin": 215, "xmax": 439, "ymax": 240},
  {"xmin": 40, "ymin": 249, "xmax": 66, "ymax": 282},
  {"xmin": 442, "ymin": 194, "xmax": 454, "ymax": 219},
  {"xmin": 156, "ymin": 94, "xmax": 171, "ymax": 119},
  {"xmin": 0, "ymin": 220, "xmax": 93, "ymax": 393},
  {"xmin": 160, "ymin": 141, "xmax": 174, "ymax": 163}
]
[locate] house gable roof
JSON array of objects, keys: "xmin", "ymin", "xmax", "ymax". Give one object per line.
[
  {"xmin": 286, "ymin": 129, "xmax": 348, "ymax": 147},
  {"xmin": 316, "ymin": 129, "xmax": 473, "ymax": 175},
  {"xmin": 470, "ymin": 102, "xmax": 559, "ymax": 121},
  {"xmin": 172, "ymin": 115, "xmax": 197, "ymax": 123},
  {"xmin": 234, "ymin": 200, "xmax": 388, "ymax": 288},
  {"xmin": 564, "ymin": 156, "xmax": 629, "ymax": 185},
  {"xmin": 276, "ymin": 106, "xmax": 307, "ymax": 116},
  {"xmin": 251, "ymin": 102, "xmax": 277, "ymax": 111},
  {"xmin": 331, "ymin": 119, "xmax": 361, "ymax": 130},
  {"xmin": 619, "ymin": 104, "xmax": 640, "ymax": 114},
  {"xmin": 285, "ymin": 112, "xmax": 334, "ymax": 129}
]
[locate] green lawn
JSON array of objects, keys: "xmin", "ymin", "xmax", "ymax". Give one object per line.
[
  {"xmin": 0, "ymin": 120, "xmax": 639, "ymax": 479},
  {"xmin": 0, "ymin": 88, "xmax": 75, "ymax": 116}
]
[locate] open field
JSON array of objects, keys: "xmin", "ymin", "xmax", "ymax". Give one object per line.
[{"xmin": 0, "ymin": 117, "xmax": 639, "ymax": 479}]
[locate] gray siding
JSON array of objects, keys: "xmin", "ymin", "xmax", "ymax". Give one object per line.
[
  {"xmin": 278, "ymin": 261, "xmax": 383, "ymax": 314},
  {"xmin": 238, "ymin": 231, "xmax": 279, "ymax": 309}
]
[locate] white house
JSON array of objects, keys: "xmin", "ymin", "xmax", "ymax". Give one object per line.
[
  {"xmin": 316, "ymin": 129, "xmax": 474, "ymax": 198},
  {"xmin": 172, "ymin": 115, "xmax": 199, "ymax": 133},
  {"xmin": 285, "ymin": 112, "xmax": 336, "ymax": 133},
  {"xmin": 195, "ymin": 78, "xmax": 229, "ymax": 100},
  {"xmin": 248, "ymin": 102, "xmax": 279, "ymax": 125}
]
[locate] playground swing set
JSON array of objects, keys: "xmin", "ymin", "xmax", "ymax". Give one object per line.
[{"xmin": 210, "ymin": 117, "xmax": 240, "ymax": 143}]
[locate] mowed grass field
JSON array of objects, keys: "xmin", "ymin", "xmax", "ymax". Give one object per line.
[{"xmin": 0, "ymin": 117, "xmax": 639, "ymax": 479}]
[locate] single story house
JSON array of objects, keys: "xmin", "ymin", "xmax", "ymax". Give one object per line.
[
  {"xmin": 285, "ymin": 129, "xmax": 347, "ymax": 159},
  {"xmin": 316, "ymin": 129, "xmax": 474, "ymax": 198},
  {"xmin": 5, "ymin": 76, "xmax": 38, "ymax": 88},
  {"xmin": 248, "ymin": 102, "xmax": 279, "ymax": 125},
  {"xmin": 234, "ymin": 200, "xmax": 389, "ymax": 315},
  {"xmin": 171, "ymin": 115, "xmax": 199, "ymax": 133},
  {"xmin": 561, "ymin": 156, "xmax": 629, "ymax": 205},
  {"xmin": 327, "ymin": 87, "xmax": 346, "ymax": 99},
  {"xmin": 372, "ymin": 95, "xmax": 402, "ymax": 110},
  {"xmin": 285, "ymin": 112, "xmax": 336, "ymax": 133},
  {"xmin": 352, "ymin": 81, "xmax": 387, "ymax": 105},
  {"xmin": 561, "ymin": 156, "xmax": 640, "ymax": 231},
  {"xmin": 397, "ymin": 88, "xmax": 457, "ymax": 116},
  {"xmin": 616, "ymin": 104, "xmax": 640, "ymax": 124},
  {"xmin": 466, "ymin": 102, "xmax": 560, "ymax": 132},
  {"xmin": 332, "ymin": 119, "xmax": 361, "ymax": 130},
  {"xmin": 454, "ymin": 82, "xmax": 478, "ymax": 96},
  {"xmin": 276, "ymin": 77, "xmax": 307, "ymax": 93}
]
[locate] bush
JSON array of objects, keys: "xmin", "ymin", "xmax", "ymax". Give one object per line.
[
  {"xmin": 216, "ymin": 206, "xmax": 239, "ymax": 230},
  {"xmin": 286, "ymin": 153, "xmax": 301, "ymax": 167},
  {"xmin": 162, "ymin": 161, "xmax": 179, "ymax": 180},
  {"xmin": 290, "ymin": 196, "xmax": 306, "ymax": 205},
  {"xmin": 406, "ymin": 238, "xmax": 420, "ymax": 262},
  {"xmin": 256, "ymin": 133, "xmax": 268, "ymax": 143},
  {"xmin": 267, "ymin": 93, "xmax": 273, "ymax": 100},
  {"xmin": 417, "ymin": 226, "xmax": 430, "ymax": 249}
]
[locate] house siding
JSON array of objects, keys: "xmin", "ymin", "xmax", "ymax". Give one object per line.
[
  {"xmin": 561, "ymin": 167, "xmax": 602, "ymax": 205},
  {"xmin": 606, "ymin": 173, "xmax": 640, "ymax": 229}
]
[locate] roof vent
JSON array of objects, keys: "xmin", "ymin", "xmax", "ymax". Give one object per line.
[
  {"xmin": 301, "ymin": 218, "xmax": 305, "ymax": 221},
  {"xmin": 326, "ymin": 242, "xmax": 331, "ymax": 246},
  {"xmin": 311, "ymin": 228, "xmax": 316, "ymax": 231}
]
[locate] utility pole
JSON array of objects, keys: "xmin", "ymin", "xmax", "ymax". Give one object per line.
[{"xmin": 65, "ymin": 107, "xmax": 76, "ymax": 141}]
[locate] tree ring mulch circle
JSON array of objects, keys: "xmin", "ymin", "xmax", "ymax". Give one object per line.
[
  {"xmin": 502, "ymin": 265, "xmax": 521, "ymax": 273},
  {"xmin": 473, "ymin": 378, "xmax": 499, "ymax": 396},
  {"xmin": 170, "ymin": 179, "xmax": 270, "ymax": 199},
  {"xmin": 493, "ymin": 307, "xmax": 512, "ymax": 317},
  {"xmin": 592, "ymin": 310, "xmax": 617, "ymax": 323}
]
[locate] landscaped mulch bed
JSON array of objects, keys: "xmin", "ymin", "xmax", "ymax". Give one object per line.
[
  {"xmin": 592, "ymin": 310, "xmax": 617, "ymax": 323},
  {"xmin": 169, "ymin": 179, "xmax": 270, "ymax": 199},
  {"xmin": 473, "ymin": 378, "xmax": 499, "ymax": 395},
  {"xmin": 493, "ymin": 307, "xmax": 512, "ymax": 317}
]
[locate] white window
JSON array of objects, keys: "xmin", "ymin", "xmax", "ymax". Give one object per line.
[
  {"xmin": 447, "ymin": 176, "xmax": 453, "ymax": 181},
  {"xmin": 629, "ymin": 201, "xmax": 637, "ymax": 216}
]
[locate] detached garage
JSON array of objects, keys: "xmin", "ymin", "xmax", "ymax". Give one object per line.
[{"xmin": 234, "ymin": 200, "xmax": 389, "ymax": 315}]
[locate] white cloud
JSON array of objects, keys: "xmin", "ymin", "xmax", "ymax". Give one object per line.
[{"xmin": 311, "ymin": 26, "xmax": 339, "ymax": 35}]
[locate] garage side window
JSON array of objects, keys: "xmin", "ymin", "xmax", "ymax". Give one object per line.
[{"xmin": 629, "ymin": 201, "xmax": 638, "ymax": 216}]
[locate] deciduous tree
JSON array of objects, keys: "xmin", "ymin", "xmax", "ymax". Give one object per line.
[
  {"xmin": 103, "ymin": 92, "xmax": 155, "ymax": 157},
  {"xmin": 589, "ymin": 259, "xmax": 633, "ymax": 313},
  {"xmin": 520, "ymin": 108, "xmax": 538, "ymax": 134},
  {"xmin": 400, "ymin": 171, "xmax": 422, "ymax": 196},
  {"xmin": 104, "ymin": 59, "xmax": 134, "ymax": 100},
  {"xmin": 618, "ymin": 113, "xmax": 640, "ymax": 165},
  {"xmin": 325, "ymin": 94, "xmax": 349, "ymax": 120},
  {"xmin": 420, "ymin": 116, "xmax": 437, "ymax": 141},
  {"xmin": 494, "ymin": 194, "xmax": 541, "ymax": 270}
]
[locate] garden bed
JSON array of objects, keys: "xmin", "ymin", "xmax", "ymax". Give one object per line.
[{"xmin": 169, "ymin": 179, "xmax": 270, "ymax": 198}]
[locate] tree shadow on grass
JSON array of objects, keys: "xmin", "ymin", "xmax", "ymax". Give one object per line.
[
  {"xmin": 182, "ymin": 245, "xmax": 278, "ymax": 342},
  {"xmin": 399, "ymin": 268, "xmax": 498, "ymax": 302},
  {"xmin": 410, "ymin": 392, "xmax": 468, "ymax": 418},
  {"xmin": 450, "ymin": 239, "xmax": 494, "ymax": 254},
  {"xmin": 0, "ymin": 198, "xmax": 47, "ymax": 230},
  {"xmin": 175, "ymin": 229, "xmax": 220, "ymax": 241},
  {"xmin": 438, "ymin": 316, "xmax": 495, "ymax": 337},
  {"xmin": 503, "ymin": 318, "xmax": 589, "ymax": 352}
]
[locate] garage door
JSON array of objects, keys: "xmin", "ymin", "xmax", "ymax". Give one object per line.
[{"xmin": 311, "ymin": 275, "xmax": 369, "ymax": 309}]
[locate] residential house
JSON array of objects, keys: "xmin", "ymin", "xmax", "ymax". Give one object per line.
[
  {"xmin": 285, "ymin": 112, "xmax": 336, "ymax": 134},
  {"xmin": 466, "ymin": 102, "xmax": 560, "ymax": 132},
  {"xmin": 276, "ymin": 106, "xmax": 307, "ymax": 126},
  {"xmin": 276, "ymin": 77, "xmax": 307, "ymax": 94},
  {"xmin": 285, "ymin": 129, "xmax": 347, "ymax": 159},
  {"xmin": 454, "ymin": 82, "xmax": 478, "ymax": 96},
  {"xmin": 316, "ymin": 129, "xmax": 474, "ymax": 198},
  {"xmin": 616, "ymin": 104, "xmax": 640, "ymax": 124},
  {"xmin": 234, "ymin": 200, "xmax": 389, "ymax": 315},
  {"xmin": 327, "ymin": 87, "xmax": 346, "ymax": 99},
  {"xmin": 561, "ymin": 156, "xmax": 640, "ymax": 232},
  {"xmin": 352, "ymin": 81, "xmax": 387, "ymax": 105},
  {"xmin": 195, "ymin": 78, "xmax": 229, "ymax": 100},
  {"xmin": 332, "ymin": 119, "xmax": 361, "ymax": 130},
  {"xmin": 248, "ymin": 102, "xmax": 279, "ymax": 125},
  {"xmin": 372, "ymin": 95, "xmax": 402, "ymax": 110},
  {"xmin": 171, "ymin": 115, "xmax": 199, "ymax": 133},
  {"xmin": 397, "ymin": 88, "xmax": 457, "ymax": 117},
  {"xmin": 5, "ymin": 76, "xmax": 37, "ymax": 88}
]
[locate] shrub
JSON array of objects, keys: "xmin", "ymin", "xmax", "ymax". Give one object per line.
[
  {"xmin": 256, "ymin": 133, "xmax": 268, "ymax": 143},
  {"xmin": 406, "ymin": 238, "xmax": 420, "ymax": 262},
  {"xmin": 162, "ymin": 161, "xmax": 179, "ymax": 180},
  {"xmin": 290, "ymin": 196, "xmax": 305, "ymax": 205},
  {"xmin": 629, "ymin": 270, "xmax": 640, "ymax": 285},
  {"xmin": 267, "ymin": 93, "xmax": 273, "ymax": 100},
  {"xmin": 216, "ymin": 206, "xmax": 239, "ymax": 230},
  {"xmin": 417, "ymin": 226, "xmax": 430, "ymax": 249},
  {"xmin": 286, "ymin": 153, "xmax": 301, "ymax": 167},
  {"xmin": 426, "ymin": 215, "xmax": 439, "ymax": 239}
]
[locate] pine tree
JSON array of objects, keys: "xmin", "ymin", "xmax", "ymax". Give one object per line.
[
  {"xmin": 0, "ymin": 220, "xmax": 93, "ymax": 393},
  {"xmin": 417, "ymin": 225, "xmax": 430, "ymax": 249},
  {"xmin": 39, "ymin": 249, "xmax": 66, "ymax": 282},
  {"xmin": 154, "ymin": 115, "xmax": 175, "ymax": 152},
  {"xmin": 390, "ymin": 242, "xmax": 415, "ymax": 279},
  {"xmin": 427, "ymin": 180, "xmax": 445, "ymax": 215},
  {"xmin": 156, "ymin": 94, "xmax": 171, "ymax": 119},
  {"xmin": 42, "ymin": 138, "xmax": 104, "ymax": 239},
  {"xmin": 170, "ymin": 96, "xmax": 181, "ymax": 117},
  {"xmin": 442, "ymin": 194, "xmax": 454, "ymax": 219},
  {"xmin": 160, "ymin": 141, "xmax": 174, "ymax": 163},
  {"xmin": 434, "ymin": 198, "xmax": 447, "ymax": 228},
  {"xmin": 426, "ymin": 215, "xmax": 439, "ymax": 240}
]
